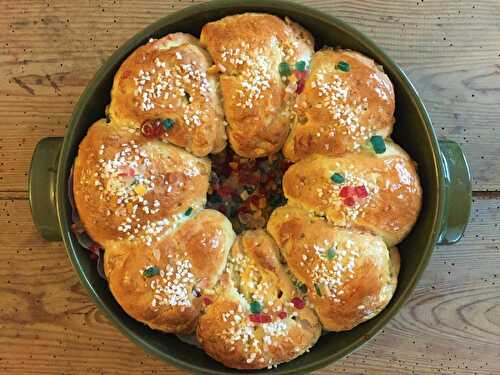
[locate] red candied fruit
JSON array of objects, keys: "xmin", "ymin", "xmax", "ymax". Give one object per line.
[
  {"xmin": 291, "ymin": 297, "xmax": 305, "ymax": 310},
  {"xmin": 217, "ymin": 185, "xmax": 234, "ymax": 199},
  {"xmin": 89, "ymin": 242, "xmax": 102, "ymax": 255},
  {"xmin": 249, "ymin": 173, "xmax": 262, "ymax": 185},
  {"xmin": 71, "ymin": 223, "xmax": 84, "ymax": 235},
  {"xmin": 295, "ymin": 70, "xmax": 308, "ymax": 94},
  {"xmin": 260, "ymin": 173, "xmax": 271, "ymax": 184},
  {"xmin": 339, "ymin": 186, "xmax": 355, "ymax": 198},
  {"xmin": 355, "ymin": 185, "xmax": 368, "ymax": 198},
  {"xmin": 296, "ymin": 79, "xmax": 306, "ymax": 94},
  {"xmin": 237, "ymin": 205, "xmax": 252, "ymax": 215},
  {"xmin": 277, "ymin": 311, "xmax": 288, "ymax": 320},
  {"xmin": 249, "ymin": 314, "xmax": 272, "ymax": 324},
  {"xmin": 122, "ymin": 69, "xmax": 133, "ymax": 79},
  {"xmin": 118, "ymin": 167, "xmax": 136, "ymax": 177},
  {"xmin": 141, "ymin": 119, "xmax": 164, "ymax": 139},
  {"xmin": 249, "ymin": 193, "xmax": 264, "ymax": 207},
  {"xmin": 203, "ymin": 297, "xmax": 213, "ymax": 306},
  {"xmin": 343, "ymin": 197, "xmax": 355, "ymax": 207},
  {"xmin": 294, "ymin": 70, "xmax": 308, "ymax": 80},
  {"xmin": 239, "ymin": 171, "xmax": 260, "ymax": 186}
]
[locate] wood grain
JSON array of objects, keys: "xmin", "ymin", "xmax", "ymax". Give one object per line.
[
  {"xmin": 0, "ymin": 198, "xmax": 498, "ymax": 375},
  {"xmin": 0, "ymin": 0, "xmax": 499, "ymax": 191}
]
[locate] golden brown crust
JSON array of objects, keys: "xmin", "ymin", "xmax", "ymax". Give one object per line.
[
  {"xmin": 197, "ymin": 230, "xmax": 320, "ymax": 369},
  {"xmin": 282, "ymin": 142, "xmax": 422, "ymax": 246},
  {"xmin": 73, "ymin": 119, "xmax": 210, "ymax": 246},
  {"xmin": 200, "ymin": 13, "xmax": 314, "ymax": 157},
  {"xmin": 70, "ymin": 14, "xmax": 423, "ymax": 368},
  {"xmin": 104, "ymin": 209, "xmax": 235, "ymax": 334},
  {"xmin": 109, "ymin": 33, "xmax": 226, "ymax": 156},
  {"xmin": 283, "ymin": 48, "xmax": 395, "ymax": 161},
  {"xmin": 267, "ymin": 206, "xmax": 399, "ymax": 331}
]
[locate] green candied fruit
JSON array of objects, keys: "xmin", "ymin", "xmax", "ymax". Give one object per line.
[
  {"xmin": 295, "ymin": 60, "xmax": 307, "ymax": 72},
  {"xmin": 162, "ymin": 118, "xmax": 175, "ymax": 130},
  {"xmin": 269, "ymin": 193, "xmax": 286, "ymax": 209},
  {"xmin": 370, "ymin": 135, "xmax": 386, "ymax": 154},
  {"xmin": 250, "ymin": 300, "xmax": 262, "ymax": 314},
  {"xmin": 330, "ymin": 172, "xmax": 345, "ymax": 184},
  {"xmin": 279, "ymin": 62, "xmax": 292, "ymax": 77},
  {"xmin": 143, "ymin": 266, "xmax": 160, "ymax": 278},
  {"xmin": 314, "ymin": 283, "xmax": 322, "ymax": 297},
  {"xmin": 336, "ymin": 60, "xmax": 351, "ymax": 72},
  {"xmin": 327, "ymin": 247, "xmax": 336, "ymax": 260}
]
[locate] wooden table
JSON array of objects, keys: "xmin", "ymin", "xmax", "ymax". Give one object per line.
[{"xmin": 1, "ymin": 1, "xmax": 499, "ymax": 374}]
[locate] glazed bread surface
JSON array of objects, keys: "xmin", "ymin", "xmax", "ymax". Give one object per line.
[
  {"xmin": 283, "ymin": 48, "xmax": 395, "ymax": 161},
  {"xmin": 267, "ymin": 206, "xmax": 400, "ymax": 331},
  {"xmin": 73, "ymin": 119, "xmax": 211, "ymax": 246},
  {"xmin": 200, "ymin": 13, "xmax": 314, "ymax": 157},
  {"xmin": 70, "ymin": 12, "xmax": 423, "ymax": 370},
  {"xmin": 282, "ymin": 142, "xmax": 422, "ymax": 246},
  {"xmin": 109, "ymin": 33, "xmax": 226, "ymax": 156},
  {"xmin": 197, "ymin": 229, "xmax": 320, "ymax": 369},
  {"xmin": 104, "ymin": 209, "xmax": 235, "ymax": 334}
]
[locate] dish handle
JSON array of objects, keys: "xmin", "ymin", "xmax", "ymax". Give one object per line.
[
  {"xmin": 27, "ymin": 137, "xmax": 472, "ymax": 245},
  {"xmin": 437, "ymin": 139, "xmax": 472, "ymax": 245},
  {"xmin": 29, "ymin": 137, "xmax": 63, "ymax": 241}
]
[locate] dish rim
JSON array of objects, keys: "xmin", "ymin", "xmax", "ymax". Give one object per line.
[{"xmin": 54, "ymin": 1, "xmax": 444, "ymax": 373}]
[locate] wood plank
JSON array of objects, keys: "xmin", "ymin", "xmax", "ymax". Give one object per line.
[
  {"xmin": 1, "ymin": 197, "xmax": 498, "ymax": 374},
  {"xmin": 0, "ymin": 0, "xmax": 499, "ymax": 191}
]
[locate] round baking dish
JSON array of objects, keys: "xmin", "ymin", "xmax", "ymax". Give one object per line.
[{"xmin": 28, "ymin": 1, "xmax": 472, "ymax": 373}]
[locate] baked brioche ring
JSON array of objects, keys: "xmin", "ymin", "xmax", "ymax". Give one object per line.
[
  {"xmin": 72, "ymin": 12, "xmax": 423, "ymax": 370},
  {"xmin": 282, "ymin": 141, "xmax": 422, "ymax": 246},
  {"xmin": 73, "ymin": 119, "xmax": 211, "ymax": 246},
  {"xmin": 283, "ymin": 48, "xmax": 395, "ymax": 161},
  {"xmin": 104, "ymin": 209, "xmax": 235, "ymax": 334},
  {"xmin": 267, "ymin": 206, "xmax": 400, "ymax": 332},
  {"xmin": 197, "ymin": 230, "xmax": 320, "ymax": 369},
  {"xmin": 200, "ymin": 13, "xmax": 314, "ymax": 157},
  {"xmin": 109, "ymin": 33, "xmax": 226, "ymax": 156}
]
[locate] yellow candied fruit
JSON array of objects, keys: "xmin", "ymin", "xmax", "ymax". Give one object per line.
[
  {"xmin": 134, "ymin": 184, "xmax": 147, "ymax": 196},
  {"xmin": 240, "ymin": 190, "xmax": 249, "ymax": 201},
  {"xmin": 253, "ymin": 210, "xmax": 262, "ymax": 219},
  {"xmin": 253, "ymin": 326, "xmax": 265, "ymax": 340},
  {"xmin": 258, "ymin": 197, "xmax": 267, "ymax": 209},
  {"xmin": 206, "ymin": 65, "xmax": 220, "ymax": 75}
]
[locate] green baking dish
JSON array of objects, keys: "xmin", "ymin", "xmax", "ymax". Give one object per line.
[{"xmin": 28, "ymin": 1, "xmax": 472, "ymax": 373}]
